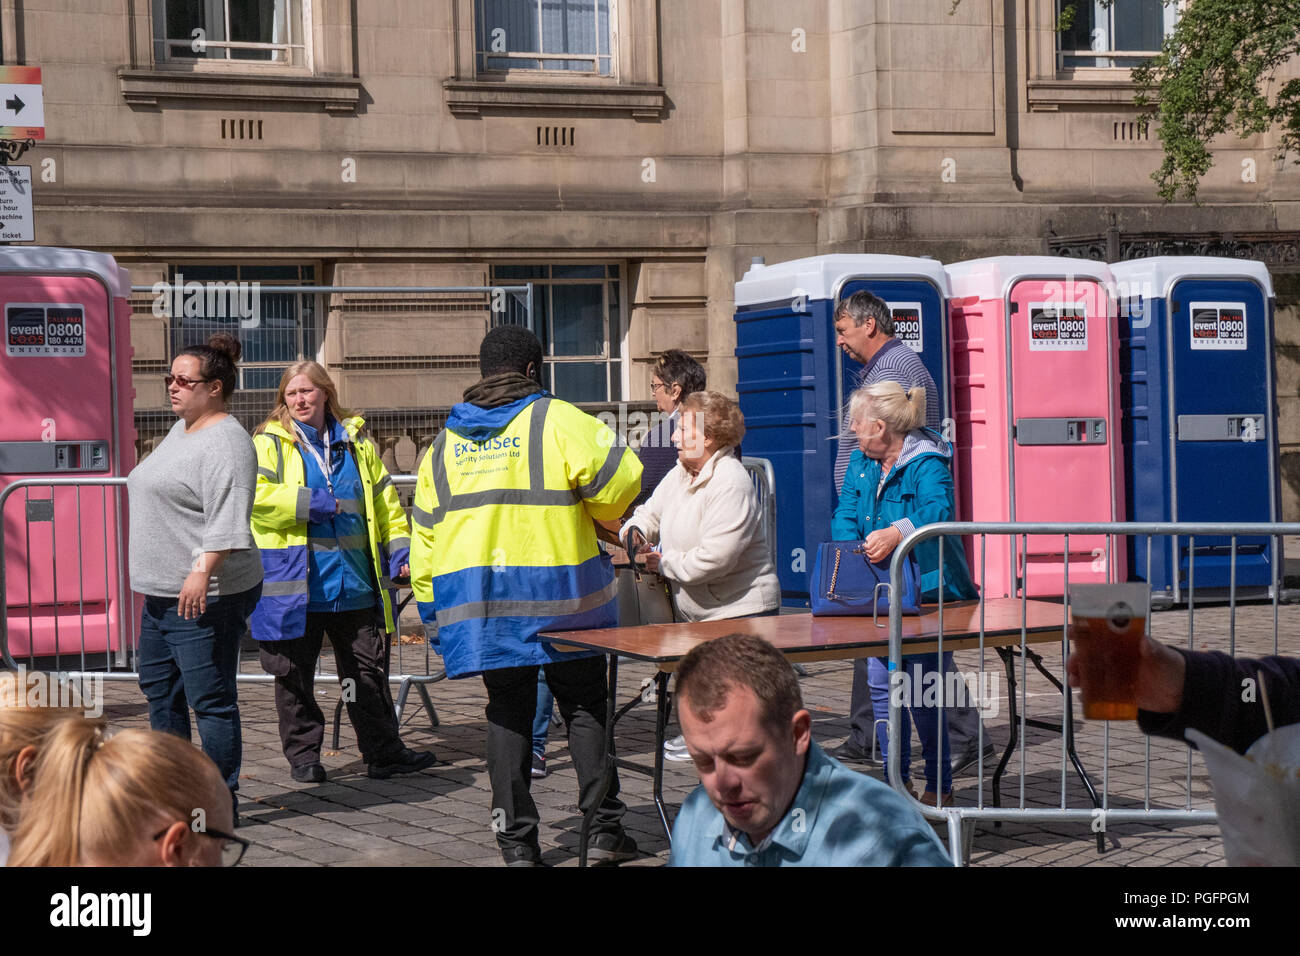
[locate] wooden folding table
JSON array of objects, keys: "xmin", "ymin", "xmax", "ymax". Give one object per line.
[{"xmin": 541, "ymin": 598, "xmax": 1099, "ymax": 865}]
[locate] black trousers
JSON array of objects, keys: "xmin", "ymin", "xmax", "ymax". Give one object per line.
[
  {"xmin": 258, "ymin": 607, "xmax": 404, "ymax": 768},
  {"xmin": 482, "ymin": 654, "xmax": 626, "ymax": 856}
]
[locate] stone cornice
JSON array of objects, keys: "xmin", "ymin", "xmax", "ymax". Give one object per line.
[
  {"xmin": 1027, "ymin": 78, "xmax": 1147, "ymax": 112},
  {"xmin": 118, "ymin": 69, "xmax": 363, "ymax": 112},
  {"xmin": 442, "ymin": 79, "xmax": 666, "ymax": 118}
]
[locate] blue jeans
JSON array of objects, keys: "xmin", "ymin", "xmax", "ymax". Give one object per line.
[
  {"xmin": 868, "ymin": 651, "xmax": 954, "ymax": 794},
  {"xmin": 137, "ymin": 583, "xmax": 262, "ymax": 795},
  {"xmin": 532, "ymin": 667, "xmax": 554, "ymax": 757}
]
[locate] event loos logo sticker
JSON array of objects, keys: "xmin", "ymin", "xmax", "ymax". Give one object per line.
[
  {"xmin": 1027, "ymin": 302, "xmax": 1087, "ymax": 352},
  {"xmin": 889, "ymin": 303, "xmax": 924, "ymax": 354},
  {"xmin": 1189, "ymin": 302, "xmax": 1247, "ymax": 351}
]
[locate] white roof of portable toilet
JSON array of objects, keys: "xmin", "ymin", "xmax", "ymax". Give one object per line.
[
  {"xmin": 0, "ymin": 246, "xmax": 131, "ymax": 301},
  {"xmin": 945, "ymin": 256, "xmax": 1115, "ymax": 301},
  {"xmin": 735, "ymin": 254, "xmax": 950, "ymax": 308},
  {"xmin": 1110, "ymin": 257, "xmax": 1274, "ymax": 301}
]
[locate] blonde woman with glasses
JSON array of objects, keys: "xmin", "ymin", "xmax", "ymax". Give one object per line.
[{"xmin": 7, "ymin": 722, "xmax": 247, "ymax": 867}]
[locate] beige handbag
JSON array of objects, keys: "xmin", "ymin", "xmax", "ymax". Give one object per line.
[{"xmin": 616, "ymin": 566, "xmax": 678, "ymax": 625}]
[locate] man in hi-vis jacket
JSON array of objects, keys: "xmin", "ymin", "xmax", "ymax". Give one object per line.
[{"xmin": 410, "ymin": 325, "xmax": 643, "ymax": 867}]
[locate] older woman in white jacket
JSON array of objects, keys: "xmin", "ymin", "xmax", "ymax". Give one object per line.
[{"xmin": 620, "ymin": 391, "xmax": 780, "ymax": 621}]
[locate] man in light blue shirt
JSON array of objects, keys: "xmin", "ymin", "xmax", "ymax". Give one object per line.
[{"xmin": 667, "ymin": 634, "xmax": 951, "ymax": 867}]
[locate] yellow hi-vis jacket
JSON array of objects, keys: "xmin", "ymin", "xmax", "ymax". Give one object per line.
[
  {"xmin": 409, "ymin": 393, "xmax": 641, "ymax": 678},
  {"xmin": 249, "ymin": 416, "xmax": 411, "ymax": 642}
]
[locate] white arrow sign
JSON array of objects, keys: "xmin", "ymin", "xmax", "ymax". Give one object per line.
[{"xmin": 0, "ymin": 66, "xmax": 43, "ymax": 140}]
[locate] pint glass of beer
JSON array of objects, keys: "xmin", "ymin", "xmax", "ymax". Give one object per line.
[{"xmin": 1068, "ymin": 583, "xmax": 1151, "ymax": 721}]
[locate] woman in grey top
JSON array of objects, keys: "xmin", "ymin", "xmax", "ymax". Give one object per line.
[{"xmin": 127, "ymin": 333, "xmax": 262, "ymax": 819}]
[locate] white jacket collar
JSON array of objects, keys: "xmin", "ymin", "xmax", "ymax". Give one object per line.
[{"xmin": 683, "ymin": 445, "xmax": 735, "ymax": 489}]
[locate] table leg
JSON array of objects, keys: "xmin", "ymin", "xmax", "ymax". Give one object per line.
[
  {"xmin": 652, "ymin": 670, "xmax": 673, "ymax": 841},
  {"xmin": 1020, "ymin": 646, "xmax": 1105, "ymax": 853},
  {"xmin": 992, "ymin": 645, "xmax": 1105, "ymax": 853},
  {"xmin": 991, "ymin": 647, "xmax": 1019, "ymax": 818},
  {"xmin": 579, "ymin": 652, "xmax": 619, "ymax": 868}
]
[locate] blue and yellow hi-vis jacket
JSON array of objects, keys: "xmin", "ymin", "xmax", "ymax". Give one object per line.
[
  {"xmin": 409, "ymin": 392, "xmax": 642, "ymax": 678},
  {"xmin": 249, "ymin": 416, "xmax": 411, "ymax": 642}
]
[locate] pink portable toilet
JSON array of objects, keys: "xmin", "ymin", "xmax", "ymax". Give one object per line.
[
  {"xmin": 946, "ymin": 256, "xmax": 1126, "ymax": 597},
  {"xmin": 0, "ymin": 247, "xmax": 136, "ymax": 664}
]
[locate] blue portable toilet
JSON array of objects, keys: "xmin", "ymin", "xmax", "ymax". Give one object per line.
[
  {"xmin": 1111, "ymin": 256, "xmax": 1281, "ymax": 605},
  {"xmin": 734, "ymin": 254, "xmax": 951, "ymax": 605}
]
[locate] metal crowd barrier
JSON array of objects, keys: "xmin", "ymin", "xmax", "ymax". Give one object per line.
[
  {"xmin": 886, "ymin": 520, "xmax": 1299, "ymax": 867},
  {"xmin": 0, "ymin": 475, "xmax": 444, "ymax": 738}
]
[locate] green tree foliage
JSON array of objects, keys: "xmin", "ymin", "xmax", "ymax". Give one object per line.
[
  {"xmin": 1132, "ymin": 0, "xmax": 1300, "ymax": 201},
  {"xmin": 949, "ymin": 1, "xmax": 1300, "ymax": 202}
]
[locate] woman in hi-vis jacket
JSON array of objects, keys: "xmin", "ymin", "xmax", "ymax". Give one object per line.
[{"xmin": 250, "ymin": 361, "xmax": 435, "ymax": 784}]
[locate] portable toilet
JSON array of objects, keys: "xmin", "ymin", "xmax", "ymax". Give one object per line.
[
  {"xmin": 1111, "ymin": 256, "xmax": 1280, "ymax": 605},
  {"xmin": 0, "ymin": 247, "xmax": 137, "ymax": 665},
  {"xmin": 946, "ymin": 256, "xmax": 1126, "ymax": 598},
  {"xmin": 734, "ymin": 254, "xmax": 950, "ymax": 605}
]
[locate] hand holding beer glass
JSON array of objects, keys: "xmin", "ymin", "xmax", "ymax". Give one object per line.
[{"xmin": 1068, "ymin": 583, "xmax": 1151, "ymax": 720}]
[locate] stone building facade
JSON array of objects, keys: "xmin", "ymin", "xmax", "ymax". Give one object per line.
[{"xmin": 12, "ymin": 0, "xmax": 1300, "ymax": 514}]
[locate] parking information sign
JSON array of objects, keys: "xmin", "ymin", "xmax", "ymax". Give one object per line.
[{"xmin": 0, "ymin": 165, "xmax": 33, "ymax": 241}]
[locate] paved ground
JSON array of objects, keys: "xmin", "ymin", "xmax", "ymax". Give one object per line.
[{"xmin": 83, "ymin": 599, "xmax": 1296, "ymax": 867}]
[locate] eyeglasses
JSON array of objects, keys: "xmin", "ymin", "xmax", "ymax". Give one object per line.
[
  {"xmin": 152, "ymin": 825, "xmax": 251, "ymax": 867},
  {"xmin": 164, "ymin": 374, "xmax": 211, "ymax": 390},
  {"xmin": 650, "ymin": 381, "xmax": 672, "ymax": 394}
]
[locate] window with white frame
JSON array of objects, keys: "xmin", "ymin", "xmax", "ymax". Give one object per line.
[
  {"xmin": 475, "ymin": 0, "xmax": 614, "ymax": 77},
  {"xmin": 152, "ymin": 0, "xmax": 309, "ymax": 67},
  {"xmin": 1058, "ymin": 0, "xmax": 1177, "ymax": 69},
  {"xmin": 491, "ymin": 264, "xmax": 624, "ymax": 403}
]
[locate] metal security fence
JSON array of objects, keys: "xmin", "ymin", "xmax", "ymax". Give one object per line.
[
  {"xmin": 0, "ymin": 477, "xmax": 136, "ymax": 677},
  {"xmin": 884, "ymin": 521, "xmax": 1300, "ymax": 866},
  {"xmin": 0, "ymin": 475, "xmax": 442, "ymax": 735},
  {"xmin": 131, "ymin": 282, "xmax": 534, "ymax": 468}
]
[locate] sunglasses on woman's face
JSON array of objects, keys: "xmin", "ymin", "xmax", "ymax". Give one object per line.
[{"xmin": 164, "ymin": 374, "xmax": 211, "ymax": 389}]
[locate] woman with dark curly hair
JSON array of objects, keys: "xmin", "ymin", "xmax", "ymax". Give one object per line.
[
  {"xmin": 634, "ymin": 348, "xmax": 708, "ymax": 504},
  {"xmin": 127, "ymin": 333, "xmax": 262, "ymax": 819}
]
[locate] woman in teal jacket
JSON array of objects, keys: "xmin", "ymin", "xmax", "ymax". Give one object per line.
[{"xmin": 832, "ymin": 381, "xmax": 977, "ymax": 806}]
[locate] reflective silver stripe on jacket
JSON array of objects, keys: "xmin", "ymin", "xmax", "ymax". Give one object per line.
[
  {"xmin": 308, "ymin": 533, "xmax": 369, "ymax": 552},
  {"xmin": 294, "ymin": 487, "xmax": 311, "ymax": 524},
  {"xmin": 576, "ymin": 443, "xmax": 624, "ymax": 500},
  {"xmin": 261, "ymin": 579, "xmax": 309, "ymax": 596},
  {"xmin": 433, "ymin": 578, "xmax": 618, "ymax": 628}
]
